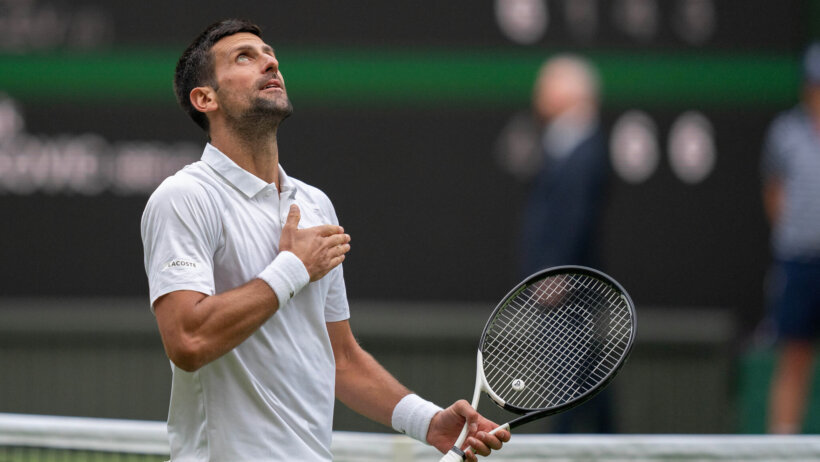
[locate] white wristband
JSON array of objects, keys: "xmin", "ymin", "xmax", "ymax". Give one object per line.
[
  {"xmin": 257, "ymin": 251, "xmax": 310, "ymax": 308},
  {"xmin": 391, "ymin": 393, "xmax": 443, "ymax": 444}
]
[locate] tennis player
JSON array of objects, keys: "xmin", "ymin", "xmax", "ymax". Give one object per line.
[{"xmin": 141, "ymin": 18, "xmax": 509, "ymax": 461}]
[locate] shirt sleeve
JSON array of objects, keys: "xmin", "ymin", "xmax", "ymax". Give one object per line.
[
  {"xmin": 323, "ymin": 265, "xmax": 350, "ymax": 322},
  {"xmin": 316, "ymin": 191, "xmax": 350, "ymax": 322},
  {"xmin": 141, "ymin": 175, "xmax": 219, "ymax": 309}
]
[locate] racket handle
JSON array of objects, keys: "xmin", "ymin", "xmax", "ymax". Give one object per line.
[{"xmin": 438, "ymin": 446, "xmax": 466, "ymax": 462}]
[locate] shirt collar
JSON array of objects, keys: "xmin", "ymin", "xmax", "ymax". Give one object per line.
[
  {"xmin": 202, "ymin": 143, "xmax": 295, "ymax": 199},
  {"xmin": 278, "ymin": 164, "xmax": 298, "ymax": 200}
]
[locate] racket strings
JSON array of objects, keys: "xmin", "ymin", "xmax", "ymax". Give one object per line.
[
  {"xmin": 486, "ymin": 278, "xmax": 610, "ymax": 407},
  {"xmin": 486, "ymin": 282, "xmax": 596, "ymax": 400},
  {"xmin": 487, "ymin": 277, "xmax": 605, "ymax": 386},
  {"xmin": 485, "ymin": 287, "xmax": 622, "ymax": 409},
  {"xmin": 481, "ymin": 272, "xmax": 633, "ymax": 411},
  {"xmin": 509, "ymin": 278, "xmax": 630, "ymax": 408},
  {"xmin": 483, "ymin": 280, "xmax": 591, "ymax": 407},
  {"xmin": 519, "ymin": 279, "xmax": 630, "ymax": 407}
]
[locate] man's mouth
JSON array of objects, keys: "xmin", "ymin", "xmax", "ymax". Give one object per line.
[{"xmin": 261, "ymin": 79, "xmax": 282, "ymax": 91}]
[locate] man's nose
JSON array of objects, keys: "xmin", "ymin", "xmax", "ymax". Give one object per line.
[{"xmin": 262, "ymin": 54, "xmax": 279, "ymax": 74}]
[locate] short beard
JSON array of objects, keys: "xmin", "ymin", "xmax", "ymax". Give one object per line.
[{"xmin": 224, "ymin": 95, "xmax": 294, "ymax": 138}]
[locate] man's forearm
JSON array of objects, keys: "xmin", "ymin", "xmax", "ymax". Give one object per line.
[
  {"xmin": 335, "ymin": 345, "xmax": 411, "ymax": 426},
  {"xmin": 155, "ymin": 279, "xmax": 281, "ymax": 371}
]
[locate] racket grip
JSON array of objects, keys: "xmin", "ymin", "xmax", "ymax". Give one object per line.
[{"xmin": 438, "ymin": 446, "xmax": 465, "ymax": 462}]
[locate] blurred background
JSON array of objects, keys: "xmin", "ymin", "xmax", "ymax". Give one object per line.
[{"xmin": 0, "ymin": 0, "xmax": 817, "ymax": 437}]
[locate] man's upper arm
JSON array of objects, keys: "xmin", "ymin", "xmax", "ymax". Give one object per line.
[
  {"xmin": 327, "ymin": 319, "xmax": 357, "ymax": 366},
  {"xmin": 763, "ymin": 177, "xmax": 784, "ymax": 225},
  {"xmin": 141, "ymin": 176, "xmax": 218, "ymax": 308},
  {"xmin": 153, "ymin": 290, "xmax": 208, "ymax": 363}
]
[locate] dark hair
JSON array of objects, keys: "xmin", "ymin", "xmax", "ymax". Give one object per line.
[{"xmin": 174, "ymin": 19, "xmax": 263, "ymax": 132}]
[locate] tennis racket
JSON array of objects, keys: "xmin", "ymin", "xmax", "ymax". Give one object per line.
[{"xmin": 439, "ymin": 265, "xmax": 636, "ymax": 461}]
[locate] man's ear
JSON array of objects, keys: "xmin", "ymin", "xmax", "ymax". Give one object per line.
[{"xmin": 190, "ymin": 86, "xmax": 218, "ymax": 114}]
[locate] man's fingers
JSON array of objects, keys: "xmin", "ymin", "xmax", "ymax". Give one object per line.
[
  {"xmin": 453, "ymin": 399, "xmax": 509, "ymax": 459},
  {"xmin": 495, "ymin": 428, "xmax": 511, "ymax": 443},
  {"xmin": 476, "ymin": 431, "xmax": 505, "ymax": 450},
  {"xmin": 453, "ymin": 400, "xmax": 479, "ymax": 432},
  {"xmin": 284, "ymin": 204, "xmax": 301, "ymax": 229},
  {"xmin": 467, "ymin": 435, "xmax": 491, "ymax": 457},
  {"xmin": 316, "ymin": 224, "xmax": 345, "ymax": 237},
  {"xmin": 331, "ymin": 254, "xmax": 346, "ymax": 266},
  {"xmin": 334, "ymin": 243, "xmax": 351, "ymax": 257},
  {"xmin": 321, "ymin": 232, "xmax": 350, "ymax": 246},
  {"xmin": 465, "ymin": 430, "xmax": 506, "ymax": 460}
]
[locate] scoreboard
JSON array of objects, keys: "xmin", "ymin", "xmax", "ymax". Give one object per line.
[{"xmin": 0, "ymin": 0, "xmax": 810, "ymax": 330}]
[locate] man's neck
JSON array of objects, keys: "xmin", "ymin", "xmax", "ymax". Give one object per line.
[{"xmin": 210, "ymin": 127, "xmax": 281, "ymax": 189}]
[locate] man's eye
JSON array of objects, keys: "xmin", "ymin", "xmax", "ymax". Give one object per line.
[{"xmin": 236, "ymin": 54, "xmax": 250, "ymax": 63}]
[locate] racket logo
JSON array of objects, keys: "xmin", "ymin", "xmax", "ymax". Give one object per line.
[{"xmin": 511, "ymin": 379, "xmax": 526, "ymax": 391}]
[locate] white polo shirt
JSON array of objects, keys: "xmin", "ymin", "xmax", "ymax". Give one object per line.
[{"xmin": 141, "ymin": 143, "xmax": 350, "ymax": 462}]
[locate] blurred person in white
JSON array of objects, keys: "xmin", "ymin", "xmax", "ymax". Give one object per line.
[
  {"xmin": 141, "ymin": 18, "xmax": 509, "ymax": 461},
  {"xmin": 496, "ymin": 55, "xmax": 612, "ymax": 433},
  {"xmin": 762, "ymin": 41, "xmax": 820, "ymax": 434}
]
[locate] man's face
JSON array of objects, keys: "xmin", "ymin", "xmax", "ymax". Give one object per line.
[
  {"xmin": 534, "ymin": 68, "xmax": 581, "ymax": 122},
  {"xmin": 209, "ymin": 32, "xmax": 293, "ymax": 128}
]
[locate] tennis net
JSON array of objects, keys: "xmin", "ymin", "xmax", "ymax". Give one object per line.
[
  {"xmin": 4, "ymin": 413, "xmax": 820, "ymax": 461},
  {"xmin": 0, "ymin": 413, "xmax": 167, "ymax": 461}
]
